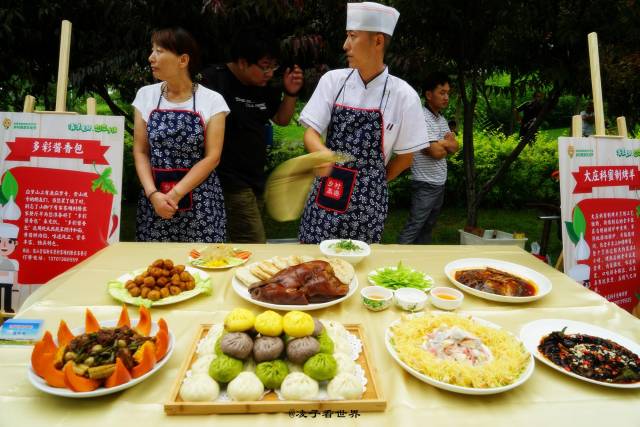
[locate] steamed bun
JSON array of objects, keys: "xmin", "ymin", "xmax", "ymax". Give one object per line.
[
  {"xmin": 280, "ymin": 372, "xmax": 319, "ymax": 400},
  {"xmin": 220, "ymin": 332, "xmax": 253, "ymax": 360},
  {"xmin": 303, "ymin": 353, "xmax": 337, "ymax": 381},
  {"xmin": 190, "ymin": 354, "xmax": 216, "ymax": 375},
  {"xmin": 227, "ymin": 371, "xmax": 264, "ymax": 401},
  {"xmin": 327, "ymin": 373, "xmax": 363, "ymax": 400},
  {"xmin": 179, "ymin": 373, "xmax": 220, "ymax": 402},
  {"xmin": 333, "ymin": 352, "xmax": 356, "ymax": 375},
  {"xmin": 286, "ymin": 336, "xmax": 320, "ymax": 364},
  {"xmin": 253, "ymin": 336, "xmax": 284, "ymax": 362}
]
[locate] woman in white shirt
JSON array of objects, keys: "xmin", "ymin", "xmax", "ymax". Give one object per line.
[{"xmin": 132, "ymin": 27, "xmax": 229, "ymax": 242}]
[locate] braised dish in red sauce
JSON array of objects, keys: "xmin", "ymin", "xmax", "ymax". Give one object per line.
[
  {"xmin": 538, "ymin": 328, "xmax": 640, "ymax": 384},
  {"xmin": 454, "ymin": 267, "xmax": 536, "ymax": 297}
]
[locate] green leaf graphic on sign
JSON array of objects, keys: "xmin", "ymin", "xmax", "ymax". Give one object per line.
[
  {"xmin": 1, "ymin": 170, "xmax": 18, "ymax": 203},
  {"xmin": 91, "ymin": 165, "xmax": 118, "ymax": 195},
  {"xmin": 636, "ymin": 205, "xmax": 640, "ymax": 218},
  {"xmin": 572, "ymin": 205, "xmax": 586, "ymax": 237},
  {"xmin": 565, "ymin": 221, "xmax": 579, "ymax": 245}
]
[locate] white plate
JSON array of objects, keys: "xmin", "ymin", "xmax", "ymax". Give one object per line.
[
  {"xmin": 231, "ymin": 275, "xmax": 359, "ymax": 311},
  {"xmin": 443, "ymin": 258, "xmax": 552, "ymax": 303},
  {"xmin": 385, "ymin": 313, "xmax": 534, "ymax": 395},
  {"xmin": 27, "ymin": 319, "xmax": 175, "ymax": 398},
  {"xmin": 367, "ymin": 266, "xmax": 434, "ymax": 291},
  {"xmin": 519, "ymin": 319, "xmax": 640, "ymax": 389},
  {"xmin": 108, "ymin": 266, "xmax": 211, "ymax": 307},
  {"xmin": 189, "ymin": 248, "xmax": 252, "ymax": 270}
]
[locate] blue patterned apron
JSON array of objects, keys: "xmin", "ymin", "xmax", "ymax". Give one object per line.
[
  {"xmin": 136, "ymin": 84, "xmax": 226, "ymax": 242},
  {"xmin": 299, "ymin": 70, "xmax": 389, "ymax": 244}
]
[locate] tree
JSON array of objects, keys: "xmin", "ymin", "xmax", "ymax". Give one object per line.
[{"xmin": 391, "ymin": 0, "xmax": 640, "ymax": 226}]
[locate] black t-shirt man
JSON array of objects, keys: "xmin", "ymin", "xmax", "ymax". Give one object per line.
[{"xmin": 201, "ymin": 64, "xmax": 281, "ymax": 193}]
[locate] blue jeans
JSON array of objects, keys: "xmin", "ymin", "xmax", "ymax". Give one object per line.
[{"xmin": 398, "ymin": 180, "xmax": 445, "ymax": 244}]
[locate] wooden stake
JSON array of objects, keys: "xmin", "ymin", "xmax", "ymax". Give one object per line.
[
  {"xmin": 23, "ymin": 95, "xmax": 36, "ymax": 113},
  {"xmin": 571, "ymin": 115, "xmax": 582, "ymax": 137},
  {"xmin": 55, "ymin": 20, "xmax": 72, "ymax": 112},
  {"xmin": 86, "ymin": 97, "xmax": 97, "ymax": 115},
  {"xmin": 616, "ymin": 117, "xmax": 627, "ymax": 138},
  {"xmin": 587, "ymin": 33, "xmax": 606, "ymax": 136}
]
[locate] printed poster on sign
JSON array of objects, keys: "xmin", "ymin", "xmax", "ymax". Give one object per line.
[
  {"xmin": 558, "ymin": 136, "xmax": 640, "ymax": 317},
  {"xmin": 0, "ymin": 113, "xmax": 123, "ymax": 313}
]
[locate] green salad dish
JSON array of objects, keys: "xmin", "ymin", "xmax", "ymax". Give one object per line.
[{"xmin": 367, "ymin": 262, "xmax": 434, "ymax": 291}]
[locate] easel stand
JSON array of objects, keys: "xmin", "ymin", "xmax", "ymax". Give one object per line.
[{"xmin": 559, "ymin": 32, "xmax": 630, "ymax": 271}]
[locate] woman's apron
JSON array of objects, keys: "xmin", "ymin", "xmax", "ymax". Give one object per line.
[
  {"xmin": 136, "ymin": 85, "xmax": 226, "ymax": 242},
  {"xmin": 299, "ymin": 71, "xmax": 389, "ymax": 244}
]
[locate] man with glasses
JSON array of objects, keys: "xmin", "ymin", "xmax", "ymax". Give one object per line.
[{"xmin": 201, "ymin": 31, "xmax": 303, "ymax": 243}]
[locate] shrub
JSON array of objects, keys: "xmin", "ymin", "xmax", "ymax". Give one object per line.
[{"xmin": 444, "ymin": 130, "xmax": 559, "ymax": 208}]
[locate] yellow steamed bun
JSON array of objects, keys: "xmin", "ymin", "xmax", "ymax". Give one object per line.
[
  {"xmin": 283, "ymin": 311, "xmax": 315, "ymax": 338},
  {"xmin": 224, "ymin": 308, "xmax": 255, "ymax": 332},
  {"xmin": 255, "ymin": 310, "xmax": 283, "ymax": 336}
]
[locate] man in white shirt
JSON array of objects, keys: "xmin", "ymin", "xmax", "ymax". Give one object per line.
[
  {"xmin": 398, "ymin": 72, "xmax": 459, "ymax": 244},
  {"xmin": 297, "ymin": 2, "xmax": 430, "ymax": 243}
]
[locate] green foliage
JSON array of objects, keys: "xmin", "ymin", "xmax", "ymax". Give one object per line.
[
  {"xmin": 266, "ymin": 124, "xmax": 306, "ymax": 172},
  {"xmin": 444, "ymin": 130, "xmax": 559, "ymax": 208}
]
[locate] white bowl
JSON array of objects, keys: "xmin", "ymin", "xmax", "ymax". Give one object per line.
[
  {"xmin": 360, "ymin": 286, "xmax": 393, "ymax": 311},
  {"xmin": 319, "ymin": 239, "xmax": 371, "ymax": 265},
  {"xmin": 394, "ymin": 288, "xmax": 427, "ymax": 312},
  {"xmin": 429, "ymin": 287, "xmax": 464, "ymax": 310}
]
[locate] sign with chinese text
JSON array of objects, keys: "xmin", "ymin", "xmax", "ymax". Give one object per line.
[
  {"xmin": 0, "ymin": 113, "xmax": 123, "ymax": 313},
  {"xmin": 558, "ymin": 137, "xmax": 640, "ymax": 317}
]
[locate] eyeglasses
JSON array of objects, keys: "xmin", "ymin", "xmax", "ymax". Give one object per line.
[{"xmin": 253, "ymin": 63, "xmax": 280, "ymax": 74}]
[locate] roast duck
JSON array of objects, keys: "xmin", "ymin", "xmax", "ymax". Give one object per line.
[{"xmin": 249, "ymin": 260, "xmax": 349, "ymax": 305}]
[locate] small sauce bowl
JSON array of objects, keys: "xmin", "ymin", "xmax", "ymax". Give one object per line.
[
  {"xmin": 429, "ymin": 287, "xmax": 464, "ymax": 310},
  {"xmin": 360, "ymin": 286, "xmax": 393, "ymax": 311},
  {"xmin": 394, "ymin": 288, "xmax": 428, "ymax": 312}
]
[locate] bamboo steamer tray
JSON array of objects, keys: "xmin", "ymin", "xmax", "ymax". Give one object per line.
[{"xmin": 164, "ymin": 324, "xmax": 386, "ymax": 414}]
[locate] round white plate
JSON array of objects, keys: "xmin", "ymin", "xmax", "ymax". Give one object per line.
[
  {"xmin": 231, "ymin": 275, "xmax": 359, "ymax": 311},
  {"xmin": 367, "ymin": 266, "xmax": 434, "ymax": 291},
  {"xmin": 519, "ymin": 318, "xmax": 640, "ymax": 388},
  {"xmin": 27, "ymin": 319, "xmax": 174, "ymax": 398},
  {"xmin": 443, "ymin": 258, "xmax": 552, "ymax": 303},
  {"xmin": 385, "ymin": 313, "xmax": 534, "ymax": 395},
  {"xmin": 108, "ymin": 266, "xmax": 211, "ymax": 307},
  {"xmin": 189, "ymin": 248, "xmax": 252, "ymax": 270}
]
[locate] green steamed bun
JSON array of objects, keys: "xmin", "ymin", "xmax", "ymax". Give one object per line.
[
  {"xmin": 303, "ymin": 353, "xmax": 337, "ymax": 381},
  {"xmin": 255, "ymin": 359, "xmax": 289, "ymax": 389},
  {"xmin": 208, "ymin": 354, "xmax": 243, "ymax": 383},
  {"xmin": 317, "ymin": 331, "xmax": 334, "ymax": 354}
]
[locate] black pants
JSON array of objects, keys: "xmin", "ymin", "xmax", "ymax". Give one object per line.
[{"xmin": 0, "ymin": 282, "xmax": 14, "ymax": 313}]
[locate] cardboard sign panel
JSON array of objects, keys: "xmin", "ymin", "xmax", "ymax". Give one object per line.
[
  {"xmin": 558, "ymin": 137, "xmax": 640, "ymax": 316},
  {"xmin": 0, "ymin": 112, "xmax": 124, "ymax": 312}
]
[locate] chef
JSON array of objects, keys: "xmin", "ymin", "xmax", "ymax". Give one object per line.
[{"xmin": 298, "ymin": 1, "xmax": 429, "ymax": 244}]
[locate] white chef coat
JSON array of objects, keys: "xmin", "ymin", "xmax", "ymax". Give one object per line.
[{"xmin": 299, "ymin": 67, "xmax": 429, "ymax": 164}]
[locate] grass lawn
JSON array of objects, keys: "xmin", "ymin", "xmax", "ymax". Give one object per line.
[{"xmin": 120, "ymin": 202, "xmax": 563, "ymax": 263}]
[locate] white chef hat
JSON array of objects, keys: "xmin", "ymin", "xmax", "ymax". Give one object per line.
[
  {"xmin": 346, "ymin": 2, "xmax": 400, "ymax": 36},
  {"xmin": 0, "ymin": 222, "xmax": 18, "ymax": 239}
]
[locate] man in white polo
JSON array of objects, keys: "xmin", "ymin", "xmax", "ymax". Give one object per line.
[
  {"xmin": 297, "ymin": 2, "xmax": 430, "ymax": 243},
  {"xmin": 398, "ymin": 72, "xmax": 459, "ymax": 244}
]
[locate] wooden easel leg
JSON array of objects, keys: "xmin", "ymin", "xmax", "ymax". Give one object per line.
[{"xmin": 555, "ymin": 252, "xmax": 564, "ymax": 272}]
